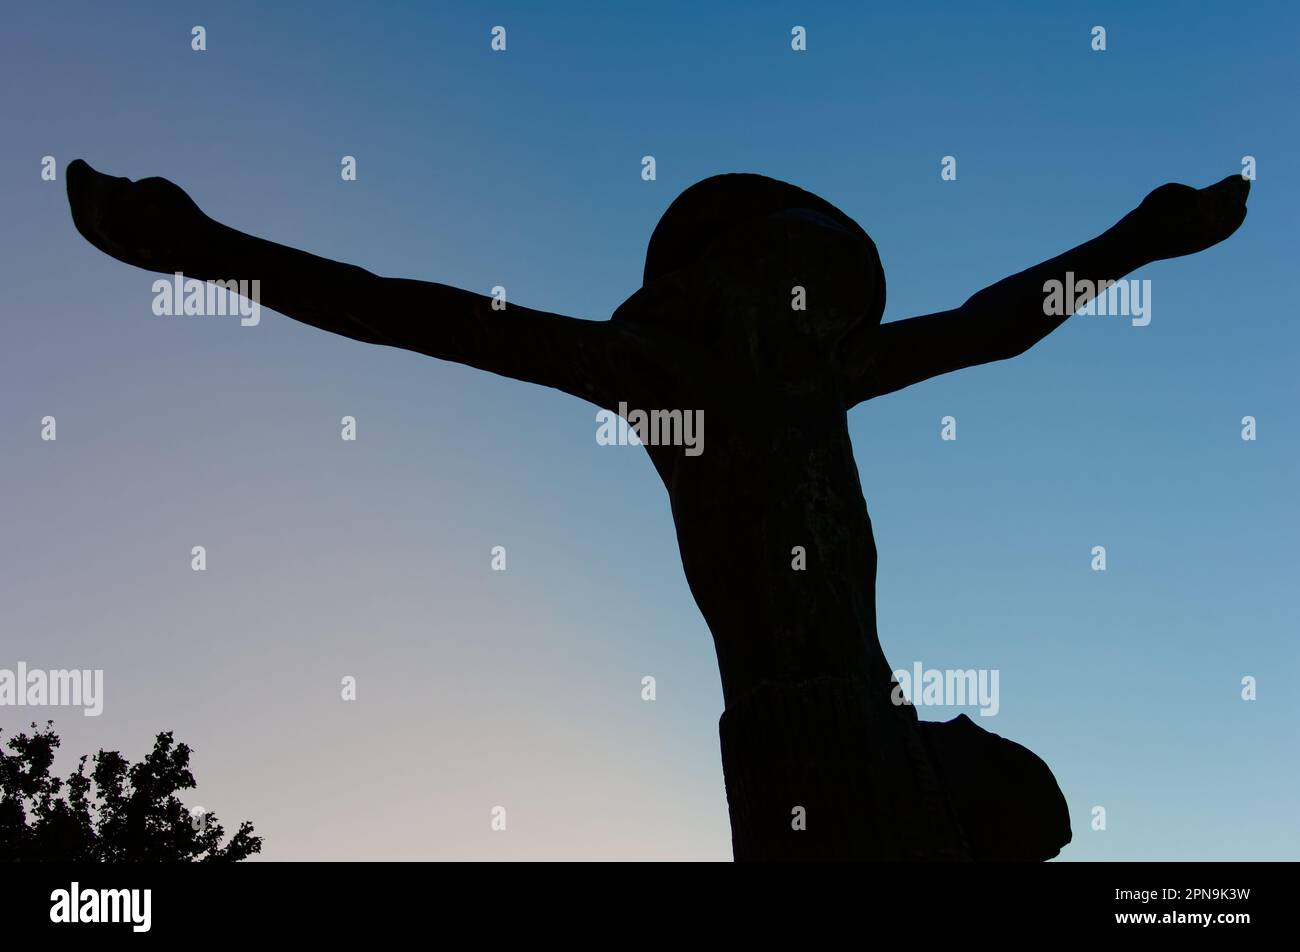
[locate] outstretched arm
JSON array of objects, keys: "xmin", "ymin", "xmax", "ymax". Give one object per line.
[
  {"xmin": 841, "ymin": 175, "xmax": 1250, "ymax": 405},
  {"xmin": 66, "ymin": 160, "xmax": 648, "ymax": 406}
]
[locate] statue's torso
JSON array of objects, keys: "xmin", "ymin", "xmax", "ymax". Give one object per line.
[{"xmin": 641, "ymin": 333, "xmax": 895, "ymax": 708}]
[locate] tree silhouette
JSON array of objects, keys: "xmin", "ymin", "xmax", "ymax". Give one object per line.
[{"xmin": 0, "ymin": 721, "xmax": 261, "ymax": 862}]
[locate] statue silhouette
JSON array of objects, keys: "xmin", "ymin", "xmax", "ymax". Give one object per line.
[{"xmin": 66, "ymin": 159, "xmax": 1249, "ymax": 860}]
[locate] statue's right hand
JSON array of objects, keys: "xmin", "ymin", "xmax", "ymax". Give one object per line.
[
  {"xmin": 1125, "ymin": 175, "xmax": 1250, "ymax": 262},
  {"xmin": 67, "ymin": 159, "xmax": 212, "ymax": 273}
]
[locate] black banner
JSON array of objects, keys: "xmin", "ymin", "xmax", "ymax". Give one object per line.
[{"xmin": 0, "ymin": 861, "xmax": 1284, "ymax": 939}]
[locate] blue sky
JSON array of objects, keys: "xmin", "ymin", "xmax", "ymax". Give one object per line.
[{"xmin": 1, "ymin": 1, "xmax": 1296, "ymax": 859}]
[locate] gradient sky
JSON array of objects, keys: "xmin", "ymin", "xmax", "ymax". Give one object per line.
[{"xmin": 2, "ymin": 1, "xmax": 1296, "ymax": 860}]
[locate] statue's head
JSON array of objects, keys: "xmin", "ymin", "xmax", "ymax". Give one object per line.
[{"xmin": 635, "ymin": 173, "xmax": 886, "ymax": 339}]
